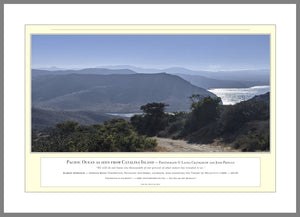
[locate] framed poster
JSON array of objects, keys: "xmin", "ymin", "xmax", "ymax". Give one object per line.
[{"xmin": 3, "ymin": 3, "xmax": 297, "ymax": 214}]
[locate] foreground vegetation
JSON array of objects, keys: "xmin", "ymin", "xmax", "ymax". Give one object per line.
[
  {"xmin": 32, "ymin": 93, "xmax": 270, "ymax": 152},
  {"xmin": 131, "ymin": 94, "xmax": 270, "ymax": 152},
  {"xmin": 32, "ymin": 119, "xmax": 157, "ymax": 152}
]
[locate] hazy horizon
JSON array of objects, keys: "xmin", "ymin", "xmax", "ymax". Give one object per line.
[{"xmin": 32, "ymin": 64, "xmax": 270, "ymax": 73}]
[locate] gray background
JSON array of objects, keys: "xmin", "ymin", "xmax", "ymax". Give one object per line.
[{"xmin": 0, "ymin": 0, "xmax": 298, "ymax": 216}]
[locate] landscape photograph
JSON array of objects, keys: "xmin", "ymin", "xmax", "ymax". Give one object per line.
[{"xmin": 31, "ymin": 34, "xmax": 270, "ymax": 152}]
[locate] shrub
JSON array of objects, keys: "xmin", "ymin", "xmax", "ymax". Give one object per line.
[
  {"xmin": 131, "ymin": 102, "xmax": 169, "ymax": 136},
  {"xmin": 183, "ymin": 96, "xmax": 221, "ymax": 134},
  {"xmin": 221, "ymin": 101, "xmax": 269, "ymax": 133},
  {"xmin": 32, "ymin": 119, "xmax": 157, "ymax": 152},
  {"xmin": 233, "ymin": 132, "xmax": 270, "ymax": 152}
]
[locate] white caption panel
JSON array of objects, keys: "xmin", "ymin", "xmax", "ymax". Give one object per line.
[{"xmin": 41, "ymin": 157, "xmax": 260, "ymax": 187}]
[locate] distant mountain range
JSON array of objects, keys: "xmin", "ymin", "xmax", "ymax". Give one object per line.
[
  {"xmin": 174, "ymin": 74, "xmax": 267, "ymax": 89},
  {"xmin": 32, "ymin": 68, "xmax": 136, "ymax": 77},
  {"xmin": 32, "ymin": 72, "xmax": 216, "ymax": 113},
  {"xmin": 96, "ymin": 65, "xmax": 270, "ymax": 83},
  {"xmin": 32, "ymin": 66, "xmax": 269, "ymax": 89},
  {"xmin": 35, "ymin": 66, "xmax": 65, "ymax": 71}
]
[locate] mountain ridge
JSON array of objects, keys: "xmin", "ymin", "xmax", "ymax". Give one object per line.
[
  {"xmin": 32, "ymin": 66, "xmax": 270, "ymax": 89},
  {"xmin": 32, "ymin": 73, "xmax": 216, "ymax": 113}
]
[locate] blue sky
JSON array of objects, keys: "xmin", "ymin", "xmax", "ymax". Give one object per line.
[{"xmin": 31, "ymin": 34, "xmax": 270, "ymax": 71}]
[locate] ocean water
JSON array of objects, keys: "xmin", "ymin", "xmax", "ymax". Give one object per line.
[
  {"xmin": 106, "ymin": 112, "xmax": 142, "ymax": 118},
  {"xmin": 208, "ymin": 85, "xmax": 270, "ymax": 105}
]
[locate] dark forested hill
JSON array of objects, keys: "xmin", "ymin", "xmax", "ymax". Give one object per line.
[
  {"xmin": 32, "ymin": 108, "xmax": 119, "ymax": 129},
  {"xmin": 248, "ymin": 92, "xmax": 270, "ymax": 102},
  {"xmin": 32, "ymin": 73, "xmax": 216, "ymax": 112}
]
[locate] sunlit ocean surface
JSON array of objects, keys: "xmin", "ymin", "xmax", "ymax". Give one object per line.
[
  {"xmin": 106, "ymin": 112, "xmax": 142, "ymax": 118},
  {"xmin": 209, "ymin": 85, "xmax": 270, "ymax": 105}
]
